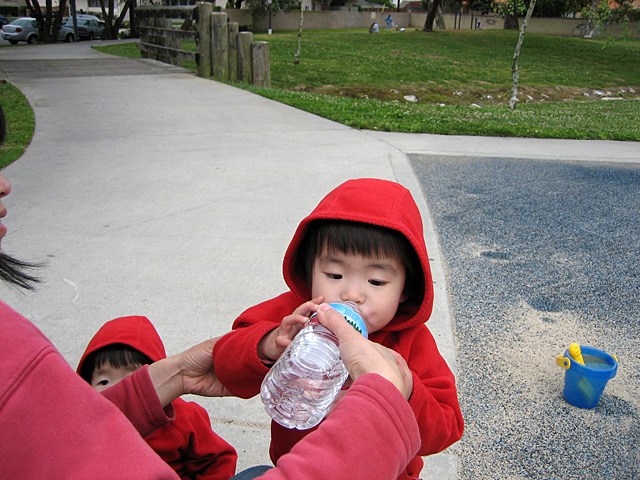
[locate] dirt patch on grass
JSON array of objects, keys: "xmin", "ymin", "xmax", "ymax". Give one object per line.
[{"xmin": 293, "ymin": 83, "xmax": 640, "ymax": 106}]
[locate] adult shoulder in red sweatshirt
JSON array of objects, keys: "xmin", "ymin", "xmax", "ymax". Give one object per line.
[
  {"xmin": 213, "ymin": 178, "xmax": 464, "ymax": 480},
  {"xmin": 78, "ymin": 316, "xmax": 237, "ymax": 480}
]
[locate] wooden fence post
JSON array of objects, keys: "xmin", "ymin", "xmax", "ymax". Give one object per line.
[
  {"xmin": 196, "ymin": 2, "xmax": 212, "ymax": 78},
  {"xmin": 237, "ymin": 31, "xmax": 253, "ymax": 84},
  {"xmin": 252, "ymin": 41, "xmax": 271, "ymax": 88},
  {"xmin": 227, "ymin": 22, "xmax": 239, "ymax": 83},
  {"xmin": 158, "ymin": 18, "xmax": 174, "ymax": 65},
  {"xmin": 140, "ymin": 17, "xmax": 151, "ymax": 59},
  {"xmin": 211, "ymin": 12, "xmax": 229, "ymax": 81}
]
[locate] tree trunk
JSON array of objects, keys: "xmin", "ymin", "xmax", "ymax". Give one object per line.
[
  {"xmin": 27, "ymin": 0, "xmax": 66, "ymax": 42},
  {"xmin": 504, "ymin": 11, "xmax": 519, "ymax": 30},
  {"xmin": 43, "ymin": 0, "xmax": 54, "ymax": 42},
  {"xmin": 51, "ymin": 0, "xmax": 67, "ymax": 41},
  {"xmin": 435, "ymin": 5, "xmax": 445, "ymax": 30},
  {"xmin": 25, "ymin": 0, "xmax": 46, "ymax": 40},
  {"xmin": 509, "ymin": 0, "xmax": 537, "ymax": 109},
  {"xmin": 294, "ymin": 5, "xmax": 304, "ymax": 64},
  {"xmin": 130, "ymin": 0, "xmax": 138, "ymax": 38},
  {"xmin": 100, "ymin": 0, "xmax": 131, "ymax": 40},
  {"xmin": 422, "ymin": 0, "xmax": 442, "ymax": 32},
  {"xmin": 585, "ymin": 0, "xmax": 599, "ymax": 37}
]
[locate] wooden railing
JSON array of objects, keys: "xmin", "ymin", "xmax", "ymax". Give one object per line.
[{"xmin": 136, "ymin": 3, "xmax": 270, "ymax": 87}]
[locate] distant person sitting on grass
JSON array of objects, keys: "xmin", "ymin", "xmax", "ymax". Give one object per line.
[{"xmin": 369, "ymin": 22, "xmax": 379, "ymax": 33}]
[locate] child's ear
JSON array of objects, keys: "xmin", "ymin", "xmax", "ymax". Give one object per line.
[{"xmin": 400, "ymin": 291, "xmax": 410, "ymax": 304}]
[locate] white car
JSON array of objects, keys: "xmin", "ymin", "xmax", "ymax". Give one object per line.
[{"xmin": 1, "ymin": 17, "xmax": 39, "ymax": 45}]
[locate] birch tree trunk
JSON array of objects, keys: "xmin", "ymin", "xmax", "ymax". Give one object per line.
[
  {"xmin": 435, "ymin": 5, "xmax": 446, "ymax": 30},
  {"xmin": 294, "ymin": 5, "xmax": 304, "ymax": 64},
  {"xmin": 585, "ymin": 0, "xmax": 599, "ymax": 37},
  {"xmin": 509, "ymin": 0, "xmax": 536, "ymax": 110}
]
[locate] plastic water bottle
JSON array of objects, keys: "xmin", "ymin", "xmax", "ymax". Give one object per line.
[{"xmin": 260, "ymin": 301, "xmax": 368, "ymax": 430}]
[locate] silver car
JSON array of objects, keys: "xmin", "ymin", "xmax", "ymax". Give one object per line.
[
  {"xmin": 1, "ymin": 17, "xmax": 39, "ymax": 44},
  {"xmin": 58, "ymin": 16, "xmax": 104, "ymax": 42}
]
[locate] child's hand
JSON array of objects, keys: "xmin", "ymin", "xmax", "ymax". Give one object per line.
[
  {"xmin": 257, "ymin": 296, "xmax": 324, "ymax": 363},
  {"xmin": 275, "ymin": 297, "xmax": 326, "ymax": 350}
]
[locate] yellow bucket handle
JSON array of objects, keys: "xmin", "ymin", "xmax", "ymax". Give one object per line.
[
  {"xmin": 556, "ymin": 355, "xmax": 571, "ymax": 370},
  {"xmin": 556, "ymin": 353, "xmax": 619, "ymax": 369}
]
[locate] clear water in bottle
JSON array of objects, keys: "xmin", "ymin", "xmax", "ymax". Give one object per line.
[{"xmin": 260, "ymin": 301, "xmax": 368, "ymax": 430}]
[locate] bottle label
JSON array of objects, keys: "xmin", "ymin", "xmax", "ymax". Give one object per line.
[{"xmin": 310, "ymin": 302, "xmax": 368, "ymax": 339}]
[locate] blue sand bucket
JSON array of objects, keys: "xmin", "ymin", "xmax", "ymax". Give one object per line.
[{"xmin": 556, "ymin": 346, "xmax": 618, "ymax": 409}]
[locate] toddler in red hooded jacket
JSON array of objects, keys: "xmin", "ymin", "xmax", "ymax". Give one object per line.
[
  {"xmin": 77, "ymin": 315, "xmax": 237, "ymax": 480},
  {"xmin": 212, "ymin": 178, "xmax": 464, "ymax": 480}
]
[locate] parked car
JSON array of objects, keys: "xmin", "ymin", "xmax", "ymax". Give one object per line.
[
  {"xmin": 0, "ymin": 15, "xmax": 9, "ymax": 28},
  {"xmin": 1, "ymin": 17, "xmax": 39, "ymax": 44},
  {"xmin": 58, "ymin": 15, "xmax": 104, "ymax": 41}
]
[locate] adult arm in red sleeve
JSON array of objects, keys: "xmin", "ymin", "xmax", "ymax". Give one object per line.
[
  {"xmin": 0, "ymin": 302, "xmax": 178, "ymax": 480},
  {"xmin": 102, "ymin": 365, "xmax": 175, "ymax": 438},
  {"xmin": 258, "ymin": 374, "xmax": 420, "ymax": 480}
]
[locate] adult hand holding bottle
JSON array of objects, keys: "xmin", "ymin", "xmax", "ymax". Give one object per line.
[{"xmin": 315, "ymin": 303, "xmax": 414, "ymax": 400}]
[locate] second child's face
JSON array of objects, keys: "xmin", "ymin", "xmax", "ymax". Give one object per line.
[
  {"xmin": 311, "ymin": 247, "xmax": 407, "ymax": 334},
  {"xmin": 91, "ymin": 363, "xmax": 140, "ymax": 392}
]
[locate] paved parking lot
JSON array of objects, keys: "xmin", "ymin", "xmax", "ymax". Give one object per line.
[{"xmin": 411, "ymin": 154, "xmax": 639, "ymax": 479}]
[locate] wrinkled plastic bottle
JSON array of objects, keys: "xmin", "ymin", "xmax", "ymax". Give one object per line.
[{"xmin": 260, "ymin": 301, "xmax": 368, "ymax": 430}]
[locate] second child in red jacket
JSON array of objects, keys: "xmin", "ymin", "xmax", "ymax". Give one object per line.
[
  {"xmin": 212, "ymin": 178, "xmax": 464, "ymax": 480},
  {"xmin": 77, "ymin": 315, "xmax": 237, "ymax": 480}
]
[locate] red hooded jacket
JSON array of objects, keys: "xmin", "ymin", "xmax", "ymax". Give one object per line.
[
  {"xmin": 212, "ymin": 178, "xmax": 464, "ymax": 480},
  {"xmin": 77, "ymin": 316, "xmax": 237, "ymax": 480}
]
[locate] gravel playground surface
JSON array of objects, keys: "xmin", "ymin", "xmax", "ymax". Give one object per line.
[{"xmin": 410, "ymin": 155, "xmax": 639, "ymax": 479}]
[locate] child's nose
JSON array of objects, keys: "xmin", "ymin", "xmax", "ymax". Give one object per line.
[{"xmin": 340, "ymin": 284, "xmax": 363, "ymax": 304}]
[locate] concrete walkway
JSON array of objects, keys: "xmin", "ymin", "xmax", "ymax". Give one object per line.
[{"xmin": 1, "ymin": 40, "xmax": 636, "ymax": 478}]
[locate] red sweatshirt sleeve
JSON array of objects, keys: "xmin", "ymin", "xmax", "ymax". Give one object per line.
[
  {"xmin": 258, "ymin": 373, "xmax": 420, "ymax": 480},
  {"xmin": 401, "ymin": 327, "xmax": 464, "ymax": 455},
  {"xmin": 0, "ymin": 302, "xmax": 178, "ymax": 480},
  {"xmin": 213, "ymin": 293, "xmax": 300, "ymax": 397},
  {"xmin": 102, "ymin": 365, "xmax": 175, "ymax": 438}
]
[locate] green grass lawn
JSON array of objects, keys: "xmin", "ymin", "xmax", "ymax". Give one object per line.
[
  {"xmin": 96, "ymin": 30, "xmax": 640, "ymax": 140},
  {"xmin": 0, "ymin": 82, "xmax": 35, "ymax": 169}
]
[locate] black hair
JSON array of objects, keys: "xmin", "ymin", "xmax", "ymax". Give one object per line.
[
  {"xmin": 79, "ymin": 344, "xmax": 152, "ymax": 384},
  {"xmin": 0, "ymin": 252, "xmax": 43, "ymax": 291},
  {"xmin": 296, "ymin": 220, "xmax": 424, "ymax": 306}
]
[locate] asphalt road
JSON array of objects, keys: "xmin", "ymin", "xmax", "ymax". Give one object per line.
[{"xmin": 410, "ymin": 154, "xmax": 639, "ymax": 479}]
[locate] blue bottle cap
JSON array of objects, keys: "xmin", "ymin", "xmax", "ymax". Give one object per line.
[{"xmin": 328, "ymin": 302, "xmax": 368, "ymax": 339}]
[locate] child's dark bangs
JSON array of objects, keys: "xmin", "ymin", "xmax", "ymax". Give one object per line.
[
  {"xmin": 81, "ymin": 344, "xmax": 152, "ymax": 382},
  {"xmin": 322, "ymin": 221, "xmax": 403, "ymax": 260}
]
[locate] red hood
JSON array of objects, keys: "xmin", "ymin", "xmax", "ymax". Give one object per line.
[
  {"xmin": 283, "ymin": 178, "xmax": 433, "ymax": 331},
  {"xmin": 76, "ymin": 316, "xmax": 166, "ymax": 373}
]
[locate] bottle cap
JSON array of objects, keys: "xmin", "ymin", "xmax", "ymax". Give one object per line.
[{"xmin": 328, "ymin": 301, "xmax": 368, "ymax": 339}]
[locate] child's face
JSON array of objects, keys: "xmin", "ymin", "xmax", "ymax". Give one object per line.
[
  {"xmin": 311, "ymin": 246, "xmax": 407, "ymax": 334},
  {"xmin": 91, "ymin": 363, "xmax": 140, "ymax": 392}
]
